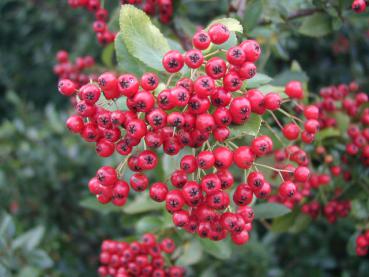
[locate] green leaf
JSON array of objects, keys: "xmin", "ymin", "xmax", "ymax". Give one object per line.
[
  {"xmin": 123, "ymin": 192, "xmax": 163, "ymax": 214},
  {"xmin": 257, "ymin": 85, "xmax": 288, "ymax": 99},
  {"xmin": 79, "ymin": 197, "xmax": 122, "ymax": 215},
  {"xmin": 347, "ymin": 231, "xmax": 359, "ymax": 256},
  {"xmin": 17, "ymin": 267, "xmax": 41, "ymax": 277},
  {"xmin": 12, "ymin": 226, "xmax": 45, "ymax": 251},
  {"xmin": 332, "ymin": 112, "xmax": 350, "ymax": 134},
  {"xmin": 176, "ymin": 239, "xmax": 203, "ymax": 266},
  {"xmin": 101, "ymin": 43, "xmax": 115, "ymax": 68},
  {"xmin": 229, "ymin": 113, "xmax": 262, "ymax": 138},
  {"xmin": 243, "ymin": 0, "xmax": 263, "ymax": 32},
  {"xmin": 119, "ymin": 5, "xmax": 170, "ymax": 71},
  {"xmin": 254, "ymin": 203, "xmax": 291, "ymax": 219},
  {"xmin": 28, "ymin": 250, "xmax": 53, "ymax": 269},
  {"xmin": 136, "ymin": 216, "xmax": 163, "ymax": 234},
  {"xmin": 0, "ymin": 213, "xmax": 15, "ymax": 239},
  {"xmin": 207, "ymin": 18, "xmax": 243, "ymax": 33},
  {"xmin": 299, "ymin": 13, "xmax": 332, "ymax": 37},
  {"xmin": 198, "ymin": 238, "xmax": 231, "ymax": 260},
  {"xmin": 315, "ymin": 128, "xmax": 340, "ymax": 142},
  {"xmin": 271, "ymin": 70, "xmax": 308, "ymax": 86},
  {"xmin": 115, "ymin": 32, "xmax": 145, "ymax": 76},
  {"xmin": 270, "ymin": 211, "xmax": 296, "ymax": 232},
  {"xmin": 246, "ymin": 73, "xmax": 272, "ymax": 88}
]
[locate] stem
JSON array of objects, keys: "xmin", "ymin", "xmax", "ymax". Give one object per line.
[
  {"xmin": 258, "ymin": 8, "xmax": 323, "ymax": 25},
  {"xmin": 263, "ymin": 120, "xmax": 286, "ymax": 146},
  {"xmin": 253, "ymin": 162, "xmax": 293, "ymax": 173},
  {"xmin": 203, "ymin": 50, "xmax": 220, "ymax": 58},
  {"xmin": 277, "ymin": 108, "xmax": 304, "ymax": 123},
  {"xmin": 166, "ymin": 74, "xmax": 175, "ymax": 87},
  {"xmin": 268, "ymin": 110, "xmax": 284, "ymax": 130}
]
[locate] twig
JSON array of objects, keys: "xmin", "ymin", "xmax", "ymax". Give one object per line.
[{"xmin": 258, "ymin": 8, "xmax": 323, "ymax": 25}]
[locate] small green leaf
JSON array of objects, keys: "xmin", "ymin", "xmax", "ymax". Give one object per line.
[
  {"xmin": 229, "ymin": 113, "xmax": 262, "ymax": 138},
  {"xmin": 299, "ymin": 13, "xmax": 332, "ymax": 37},
  {"xmin": 17, "ymin": 267, "xmax": 41, "ymax": 277},
  {"xmin": 198, "ymin": 238, "xmax": 231, "ymax": 260},
  {"xmin": 243, "ymin": 0, "xmax": 263, "ymax": 32},
  {"xmin": 136, "ymin": 216, "xmax": 163, "ymax": 234},
  {"xmin": 176, "ymin": 239, "xmax": 203, "ymax": 266},
  {"xmin": 79, "ymin": 197, "xmax": 122, "ymax": 215},
  {"xmin": 207, "ymin": 18, "xmax": 243, "ymax": 33},
  {"xmin": 101, "ymin": 43, "xmax": 115, "ymax": 68},
  {"xmin": 12, "ymin": 226, "xmax": 45, "ymax": 251},
  {"xmin": 119, "ymin": 5, "xmax": 170, "ymax": 71},
  {"xmin": 315, "ymin": 128, "xmax": 340, "ymax": 142},
  {"xmin": 28, "ymin": 250, "xmax": 53, "ymax": 269},
  {"xmin": 115, "ymin": 32, "xmax": 145, "ymax": 76},
  {"xmin": 254, "ymin": 203, "xmax": 290, "ymax": 219},
  {"xmin": 246, "ymin": 73, "xmax": 272, "ymax": 88},
  {"xmin": 123, "ymin": 192, "xmax": 163, "ymax": 214}
]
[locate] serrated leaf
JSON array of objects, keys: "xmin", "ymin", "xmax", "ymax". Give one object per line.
[
  {"xmin": 119, "ymin": 5, "xmax": 170, "ymax": 71},
  {"xmin": 198, "ymin": 238, "xmax": 231, "ymax": 260},
  {"xmin": 176, "ymin": 239, "xmax": 203, "ymax": 266},
  {"xmin": 79, "ymin": 197, "xmax": 122, "ymax": 215},
  {"xmin": 246, "ymin": 73, "xmax": 272, "ymax": 88},
  {"xmin": 207, "ymin": 18, "xmax": 243, "ymax": 33},
  {"xmin": 229, "ymin": 113, "xmax": 262, "ymax": 138},
  {"xmin": 299, "ymin": 13, "xmax": 332, "ymax": 37},
  {"xmin": 12, "ymin": 226, "xmax": 45, "ymax": 251},
  {"xmin": 123, "ymin": 192, "xmax": 163, "ymax": 214},
  {"xmin": 115, "ymin": 32, "xmax": 145, "ymax": 76},
  {"xmin": 254, "ymin": 203, "xmax": 290, "ymax": 219}
]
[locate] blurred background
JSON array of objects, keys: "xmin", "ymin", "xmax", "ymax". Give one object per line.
[{"xmin": 1, "ymin": 0, "xmax": 369, "ymax": 276}]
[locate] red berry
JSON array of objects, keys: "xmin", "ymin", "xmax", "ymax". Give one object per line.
[
  {"xmin": 162, "ymin": 50, "xmax": 184, "ymax": 73},
  {"xmin": 149, "ymin": 182, "xmax": 168, "ymax": 202},
  {"xmin": 282, "ymin": 123, "xmax": 300, "ymax": 140},
  {"xmin": 208, "ymin": 23, "xmax": 230, "ymax": 44},
  {"xmin": 285, "ymin": 81, "xmax": 303, "ymax": 99},
  {"xmin": 233, "ymin": 146, "xmax": 255, "ymax": 169},
  {"xmin": 192, "ymin": 30, "xmax": 211, "ymax": 50}
]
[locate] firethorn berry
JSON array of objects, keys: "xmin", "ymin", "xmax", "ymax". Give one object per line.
[
  {"xmin": 79, "ymin": 83, "xmax": 101, "ymax": 104},
  {"xmin": 231, "ymin": 230, "xmax": 249, "ymax": 245},
  {"xmin": 162, "ymin": 50, "xmax": 184, "ymax": 73},
  {"xmin": 247, "ymin": 171, "xmax": 265, "ymax": 192},
  {"xmin": 201, "ymin": 174, "xmax": 221, "ymax": 194},
  {"xmin": 66, "ymin": 115, "xmax": 84, "ymax": 133},
  {"xmin": 282, "ymin": 123, "xmax": 300, "ymax": 140},
  {"xmin": 130, "ymin": 173, "xmax": 149, "ymax": 191},
  {"xmin": 205, "ymin": 57, "xmax": 227, "ymax": 79},
  {"xmin": 230, "ymin": 96, "xmax": 251, "ymax": 124},
  {"xmin": 213, "ymin": 146, "xmax": 233, "ymax": 169},
  {"xmin": 251, "ymin": 135, "xmax": 273, "ymax": 156},
  {"xmin": 240, "ymin": 40, "xmax": 261, "ymax": 62},
  {"xmin": 304, "ymin": 119, "xmax": 320, "ymax": 134},
  {"xmin": 285, "ymin": 81, "xmax": 304, "ymax": 99},
  {"xmin": 197, "ymin": 151, "xmax": 215, "ymax": 170},
  {"xmin": 264, "ymin": 92, "xmax": 282, "ymax": 110},
  {"xmin": 208, "ymin": 23, "xmax": 230, "ymax": 44},
  {"xmin": 254, "ymin": 182, "xmax": 271, "ymax": 199},
  {"xmin": 194, "ymin": 75, "xmax": 215, "ymax": 98},
  {"xmin": 96, "ymin": 166, "xmax": 117, "ymax": 187},
  {"xmin": 213, "ymin": 126, "xmax": 230, "ymax": 141},
  {"xmin": 237, "ymin": 62, "xmax": 256, "ymax": 80},
  {"xmin": 173, "ymin": 210, "xmax": 190, "ymax": 227},
  {"xmin": 96, "ymin": 139, "xmax": 114, "ymax": 157},
  {"xmin": 223, "ymin": 72, "xmax": 242, "ymax": 92},
  {"xmin": 279, "ymin": 181, "xmax": 296, "ymax": 199},
  {"xmin": 149, "ymin": 182, "xmax": 168, "ymax": 202},
  {"xmin": 180, "ymin": 155, "xmax": 197, "ymax": 173},
  {"xmin": 294, "ymin": 166, "xmax": 310, "ymax": 182},
  {"xmin": 171, "ymin": 86, "xmax": 190, "ymax": 107},
  {"xmin": 246, "ymin": 89, "xmax": 265, "ymax": 115},
  {"xmin": 352, "ymin": 0, "xmax": 367, "ymax": 13},
  {"xmin": 211, "ymin": 87, "xmax": 232, "ymax": 107},
  {"xmin": 118, "ymin": 74, "xmax": 139, "ymax": 97},
  {"xmin": 233, "ymin": 183, "xmax": 253, "ymax": 206},
  {"xmin": 126, "ymin": 119, "xmax": 147, "ymax": 138},
  {"xmin": 171, "ymin": 169, "xmax": 187, "ymax": 188},
  {"xmin": 233, "ymin": 146, "xmax": 255, "ymax": 169},
  {"xmin": 192, "ymin": 30, "xmax": 211, "ymax": 50},
  {"xmin": 184, "ymin": 49, "xmax": 204, "ymax": 69},
  {"xmin": 58, "ymin": 79, "xmax": 76, "ymax": 96},
  {"xmin": 140, "ymin": 72, "xmax": 159, "ymax": 91},
  {"xmin": 165, "ymin": 190, "xmax": 185, "ymax": 212},
  {"xmin": 304, "ymin": 105, "xmax": 319, "ymax": 119},
  {"xmin": 226, "ymin": 46, "xmax": 246, "ymax": 66}
]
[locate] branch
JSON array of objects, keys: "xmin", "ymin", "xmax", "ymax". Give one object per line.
[
  {"xmin": 169, "ymin": 23, "xmax": 192, "ymax": 51},
  {"xmin": 258, "ymin": 8, "xmax": 323, "ymax": 25}
]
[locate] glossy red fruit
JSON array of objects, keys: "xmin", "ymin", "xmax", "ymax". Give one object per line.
[
  {"xmin": 264, "ymin": 92, "xmax": 281, "ymax": 110},
  {"xmin": 118, "ymin": 74, "xmax": 139, "ymax": 97},
  {"xmin": 205, "ymin": 57, "xmax": 227, "ymax": 79},
  {"xmin": 58, "ymin": 79, "xmax": 76, "ymax": 96},
  {"xmin": 213, "ymin": 146, "xmax": 233, "ymax": 169},
  {"xmin": 66, "ymin": 115, "xmax": 84, "ymax": 133},
  {"xmin": 233, "ymin": 146, "xmax": 255, "ymax": 169},
  {"xmin": 197, "ymin": 151, "xmax": 215, "ymax": 170},
  {"xmin": 192, "ymin": 30, "xmax": 211, "ymax": 50},
  {"xmin": 162, "ymin": 50, "xmax": 184, "ymax": 73},
  {"xmin": 140, "ymin": 72, "xmax": 159, "ymax": 91},
  {"xmin": 194, "ymin": 76, "xmax": 215, "ymax": 98},
  {"xmin": 233, "ymin": 183, "xmax": 253, "ymax": 206},
  {"xmin": 96, "ymin": 166, "xmax": 117, "ymax": 187},
  {"xmin": 282, "ymin": 123, "xmax": 300, "ymax": 140},
  {"xmin": 184, "ymin": 49, "xmax": 204, "ymax": 69},
  {"xmin": 240, "ymin": 40, "xmax": 261, "ymax": 62},
  {"xmin": 279, "ymin": 181, "xmax": 296, "ymax": 199},
  {"xmin": 285, "ymin": 81, "xmax": 304, "ymax": 99},
  {"xmin": 226, "ymin": 46, "xmax": 246, "ymax": 66},
  {"xmin": 149, "ymin": 182, "xmax": 168, "ymax": 202},
  {"xmin": 247, "ymin": 171, "xmax": 265, "ymax": 192},
  {"xmin": 208, "ymin": 23, "xmax": 230, "ymax": 44}
]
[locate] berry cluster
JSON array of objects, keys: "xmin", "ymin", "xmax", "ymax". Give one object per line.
[
  {"xmin": 57, "ymin": 22, "xmax": 319, "ymax": 246},
  {"xmin": 54, "ymin": 50, "xmax": 96, "ymax": 89},
  {"xmin": 317, "ymin": 83, "xmax": 369, "ymax": 166},
  {"xmin": 355, "ymin": 231, "xmax": 369, "ymax": 256},
  {"xmin": 67, "ymin": 0, "xmax": 116, "ymax": 45},
  {"xmin": 352, "ymin": 0, "xmax": 368, "ymax": 13},
  {"xmin": 98, "ymin": 233, "xmax": 185, "ymax": 276},
  {"xmin": 121, "ymin": 0, "xmax": 174, "ymax": 24}
]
